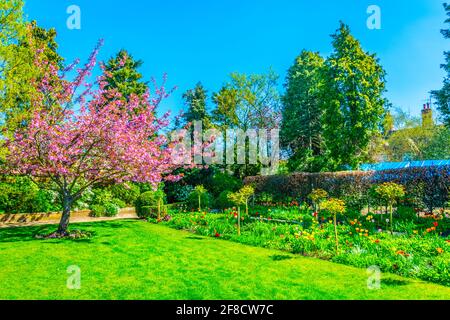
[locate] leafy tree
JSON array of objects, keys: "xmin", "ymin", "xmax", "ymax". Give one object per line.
[
  {"xmin": 2, "ymin": 42, "xmax": 180, "ymax": 236},
  {"xmin": 432, "ymin": 3, "xmax": 450, "ymax": 126},
  {"xmin": 422, "ymin": 126, "xmax": 450, "ymax": 159},
  {"xmin": 102, "ymin": 49, "xmax": 148, "ymax": 102},
  {"xmin": 281, "ymin": 51, "xmax": 326, "ymax": 172},
  {"xmin": 212, "ymin": 70, "xmax": 281, "ymax": 178},
  {"xmin": 323, "ymin": 22, "xmax": 387, "ymax": 170},
  {"xmin": 213, "ymin": 70, "xmax": 281, "ymax": 131},
  {"xmin": 1, "ymin": 18, "xmax": 63, "ymax": 140}
]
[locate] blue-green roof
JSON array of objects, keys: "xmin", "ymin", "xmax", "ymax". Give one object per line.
[{"xmin": 360, "ymin": 160, "xmax": 450, "ymax": 171}]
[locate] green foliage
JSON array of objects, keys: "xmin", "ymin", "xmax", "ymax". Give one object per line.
[
  {"xmin": 208, "ymin": 172, "xmax": 242, "ymax": 197},
  {"xmin": 281, "ymin": 51, "xmax": 326, "ymax": 172},
  {"xmin": 432, "ymin": 3, "xmax": 450, "ymax": 126},
  {"xmin": 308, "ymin": 189, "xmax": 328, "ymax": 207},
  {"xmin": 108, "ymin": 183, "xmax": 141, "ymax": 206},
  {"xmin": 227, "ymin": 186, "xmax": 255, "ymax": 206},
  {"xmin": 135, "ymin": 189, "xmax": 166, "ymax": 217},
  {"xmin": 374, "ymin": 182, "xmax": 405, "ymax": 206},
  {"xmin": 0, "ymin": 177, "xmax": 60, "ymax": 213},
  {"xmin": 181, "ymin": 82, "xmax": 212, "ymax": 128},
  {"xmin": 212, "ymin": 70, "xmax": 281, "ymax": 178},
  {"xmin": 322, "ymin": 198, "xmax": 346, "ymax": 216},
  {"xmin": 322, "ymin": 23, "xmax": 387, "ymax": 169},
  {"xmin": 186, "ymin": 189, "xmax": 211, "ymax": 211},
  {"xmin": 89, "ymin": 205, "xmax": 106, "ymax": 217},
  {"xmin": 102, "ymin": 50, "xmax": 148, "ymax": 102},
  {"xmin": 104, "ymin": 203, "xmax": 119, "ymax": 217},
  {"xmin": 215, "ymin": 190, "xmax": 234, "ymax": 210},
  {"xmin": 0, "ymin": 18, "xmax": 63, "ymax": 142}
]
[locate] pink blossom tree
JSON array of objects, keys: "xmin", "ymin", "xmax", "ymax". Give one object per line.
[{"xmin": 2, "ymin": 40, "xmax": 181, "ymax": 236}]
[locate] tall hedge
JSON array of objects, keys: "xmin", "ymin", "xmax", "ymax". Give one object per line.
[{"xmin": 244, "ymin": 166, "xmax": 450, "ymax": 211}]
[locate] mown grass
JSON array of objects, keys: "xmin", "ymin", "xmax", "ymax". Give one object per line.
[{"xmin": 0, "ymin": 220, "xmax": 449, "ymax": 300}]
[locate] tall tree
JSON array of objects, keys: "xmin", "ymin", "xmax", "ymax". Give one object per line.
[
  {"xmin": 323, "ymin": 22, "xmax": 387, "ymax": 170},
  {"xmin": 281, "ymin": 50, "xmax": 326, "ymax": 172},
  {"xmin": 212, "ymin": 71, "xmax": 281, "ymax": 178},
  {"xmin": 0, "ymin": 18, "xmax": 63, "ymax": 138},
  {"xmin": 181, "ymin": 82, "xmax": 212, "ymax": 128},
  {"xmin": 432, "ymin": 3, "xmax": 450, "ymax": 126},
  {"xmin": 212, "ymin": 70, "xmax": 281, "ymax": 131},
  {"xmin": 102, "ymin": 49, "xmax": 148, "ymax": 102}
]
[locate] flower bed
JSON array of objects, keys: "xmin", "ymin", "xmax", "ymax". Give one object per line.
[{"xmin": 158, "ymin": 208, "xmax": 450, "ymax": 286}]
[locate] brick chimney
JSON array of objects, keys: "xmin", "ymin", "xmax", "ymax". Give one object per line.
[{"xmin": 421, "ymin": 102, "xmax": 433, "ymax": 128}]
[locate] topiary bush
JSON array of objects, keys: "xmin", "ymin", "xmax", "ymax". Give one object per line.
[{"xmin": 135, "ymin": 189, "xmax": 166, "ymax": 218}]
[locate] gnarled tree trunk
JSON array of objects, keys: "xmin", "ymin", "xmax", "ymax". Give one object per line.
[{"xmin": 57, "ymin": 192, "xmax": 73, "ymax": 236}]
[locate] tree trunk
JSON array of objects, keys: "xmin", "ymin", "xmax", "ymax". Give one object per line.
[
  {"xmin": 389, "ymin": 204, "xmax": 393, "ymax": 235},
  {"xmin": 157, "ymin": 198, "xmax": 161, "ymax": 221},
  {"xmin": 334, "ymin": 214, "xmax": 339, "ymax": 255},
  {"xmin": 198, "ymin": 194, "xmax": 201, "ymax": 212},
  {"xmin": 57, "ymin": 193, "xmax": 73, "ymax": 236},
  {"xmin": 237, "ymin": 206, "xmax": 241, "ymax": 236}
]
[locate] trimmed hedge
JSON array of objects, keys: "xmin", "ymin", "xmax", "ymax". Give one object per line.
[{"xmin": 244, "ymin": 166, "xmax": 450, "ymax": 211}]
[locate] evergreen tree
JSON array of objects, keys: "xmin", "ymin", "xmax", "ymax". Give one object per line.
[
  {"xmin": 323, "ymin": 22, "xmax": 387, "ymax": 170},
  {"xmin": 281, "ymin": 50, "xmax": 326, "ymax": 172},
  {"xmin": 102, "ymin": 49, "xmax": 148, "ymax": 101},
  {"xmin": 432, "ymin": 3, "xmax": 450, "ymax": 126},
  {"xmin": 181, "ymin": 82, "xmax": 211, "ymax": 128}
]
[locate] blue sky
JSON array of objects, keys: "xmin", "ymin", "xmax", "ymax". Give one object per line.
[{"xmin": 24, "ymin": 0, "xmax": 449, "ymax": 119}]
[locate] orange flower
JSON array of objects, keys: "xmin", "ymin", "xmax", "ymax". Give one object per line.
[
  {"xmin": 396, "ymin": 250, "xmax": 410, "ymax": 257},
  {"xmin": 436, "ymin": 248, "xmax": 444, "ymax": 254}
]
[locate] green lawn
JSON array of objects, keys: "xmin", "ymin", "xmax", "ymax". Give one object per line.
[{"xmin": 0, "ymin": 220, "xmax": 449, "ymax": 300}]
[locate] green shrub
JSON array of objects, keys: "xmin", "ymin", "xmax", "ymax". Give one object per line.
[
  {"xmin": 90, "ymin": 205, "xmax": 106, "ymax": 217},
  {"xmin": 111, "ymin": 198, "xmax": 127, "ymax": 209},
  {"xmin": 301, "ymin": 214, "xmax": 313, "ymax": 229},
  {"xmin": 215, "ymin": 190, "xmax": 234, "ymax": 210},
  {"xmin": 208, "ymin": 172, "xmax": 242, "ymax": 197},
  {"xmin": 91, "ymin": 188, "xmax": 114, "ymax": 206},
  {"xmin": 0, "ymin": 177, "xmax": 60, "ymax": 214},
  {"xmin": 104, "ymin": 203, "xmax": 119, "ymax": 217},
  {"xmin": 186, "ymin": 191, "xmax": 212, "ymax": 211},
  {"xmin": 108, "ymin": 183, "xmax": 141, "ymax": 205},
  {"xmin": 135, "ymin": 189, "xmax": 166, "ymax": 217}
]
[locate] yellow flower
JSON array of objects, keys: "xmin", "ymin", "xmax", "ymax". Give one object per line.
[{"xmin": 437, "ymin": 248, "xmax": 444, "ymax": 254}]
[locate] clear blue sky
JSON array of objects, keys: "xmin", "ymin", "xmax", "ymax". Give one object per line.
[{"xmin": 24, "ymin": 0, "xmax": 449, "ymax": 119}]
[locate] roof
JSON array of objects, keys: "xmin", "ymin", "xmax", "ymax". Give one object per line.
[{"xmin": 360, "ymin": 160, "xmax": 450, "ymax": 171}]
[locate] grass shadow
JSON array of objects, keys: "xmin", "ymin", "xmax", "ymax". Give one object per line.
[
  {"xmin": 382, "ymin": 277, "xmax": 410, "ymax": 286},
  {"xmin": 0, "ymin": 225, "xmax": 53, "ymax": 243},
  {"xmin": 270, "ymin": 255, "xmax": 293, "ymax": 261},
  {"xmin": 186, "ymin": 236, "xmax": 204, "ymax": 240}
]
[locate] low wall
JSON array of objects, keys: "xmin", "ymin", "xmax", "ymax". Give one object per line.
[{"xmin": 0, "ymin": 207, "xmax": 136, "ymax": 226}]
